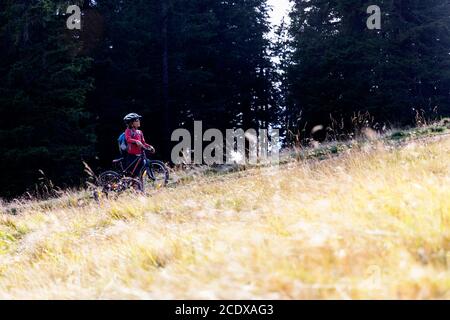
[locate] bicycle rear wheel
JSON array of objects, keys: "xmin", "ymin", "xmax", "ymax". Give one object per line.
[
  {"xmin": 98, "ymin": 171, "xmax": 122, "ymax": 193},
  {"xmin": 140, "ymin": 160, "xmax": 169, "ymax": 191}
]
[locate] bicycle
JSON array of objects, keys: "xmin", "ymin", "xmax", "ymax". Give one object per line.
[{"xmin": 98, "ymin": 147, "xmax": 169, "ymax": 194}]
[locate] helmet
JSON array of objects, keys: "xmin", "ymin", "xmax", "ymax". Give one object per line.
[{"xmin": 123, "ymin": 113, "xmax": 142, "ymax": 124}]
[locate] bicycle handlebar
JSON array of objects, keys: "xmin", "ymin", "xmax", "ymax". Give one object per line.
[{"xmin": 144, "ymin": 146, "xmax": 156, "ymax": 154}]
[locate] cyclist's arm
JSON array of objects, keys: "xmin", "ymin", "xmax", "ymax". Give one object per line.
[
  {"xmin": 141, "ymin": 133, "xmax": 152, "ymax": 149},
  {"xmin": 125, "ymin": 129, "xmax": 141, "ymax": 145}
]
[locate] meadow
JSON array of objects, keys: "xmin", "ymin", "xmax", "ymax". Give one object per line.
[{"xmin": 0, "ymin": 128, "xmax": 449, "ymax": 299}]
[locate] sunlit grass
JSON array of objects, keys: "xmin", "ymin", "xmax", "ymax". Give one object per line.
[{"xmin": 0, "ymin": 136, "xmax": 449, "ymax": 299}]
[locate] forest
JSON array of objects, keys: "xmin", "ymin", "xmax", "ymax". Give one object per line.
[{"xmin": 1, "ymin": 0, "xmax": 449, "ymax": 198}]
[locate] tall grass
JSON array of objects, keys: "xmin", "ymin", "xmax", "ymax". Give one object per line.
[{"xmin": 0, "ymin": 136, "xmax": 449, "ymax": 299}]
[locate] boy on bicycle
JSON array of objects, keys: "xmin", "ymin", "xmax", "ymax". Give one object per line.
[{"xmin": 122, "ymin": 113, "xmax": 155, "ymax": 176}]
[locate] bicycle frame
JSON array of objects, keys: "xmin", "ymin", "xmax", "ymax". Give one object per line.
[
  {"xmin": 114, "ymin": 149, "xmax": 159, "ymax": 179},
  {"xmin": 119, "ymin": 152, "xmax": 148, "ymax": 176}
]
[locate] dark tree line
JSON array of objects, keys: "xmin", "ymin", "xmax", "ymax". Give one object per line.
[
  {"xmin": 285, "ymin": 0, "xmax": 450, "ymax": 139},
  {"xmin": 0, "ymin": 0, "xmax": 449, "ymax": 197}
]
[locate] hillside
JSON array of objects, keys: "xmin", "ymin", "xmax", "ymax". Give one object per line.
[{"xmin": 0, "ymin": 128, "xmax": 450, "ymax": 299}]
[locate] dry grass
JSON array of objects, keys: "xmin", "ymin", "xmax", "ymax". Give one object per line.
[{"xmin": 0, "ymin": 137, "xmax": 449, "ymax": 299}]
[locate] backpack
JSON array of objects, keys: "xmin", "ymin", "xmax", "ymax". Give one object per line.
[{"xmin": 118, "ymin": 132, "xmax": 127, "ymax": 155}]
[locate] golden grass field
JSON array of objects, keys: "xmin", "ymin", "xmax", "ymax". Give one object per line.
[{"xmin": 0, "ymin": 135, "xmax": 449, "ymax": 299}]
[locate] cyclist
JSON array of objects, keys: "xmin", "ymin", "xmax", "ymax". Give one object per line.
[{"xmin": 123, "ymin": 113, "xmax": 155, "ymax": 176}]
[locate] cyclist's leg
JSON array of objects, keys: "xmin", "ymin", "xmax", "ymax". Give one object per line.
[
  {"xmin": 135, "ymin": 157, "xmax": 145, "ymax": 176},
  {"xmin": 133, "ymin": 157, "xmax": 145, "ymax": 177}
]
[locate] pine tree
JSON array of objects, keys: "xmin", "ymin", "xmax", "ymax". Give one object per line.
[{"xmin": 0, "ymin": 1, "xmax": 95, "ymax": 197}]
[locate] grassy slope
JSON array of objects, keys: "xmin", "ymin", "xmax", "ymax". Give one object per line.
[{"xmin": 0, "ymin": 127, "xmax": 450, "ymax": 299}]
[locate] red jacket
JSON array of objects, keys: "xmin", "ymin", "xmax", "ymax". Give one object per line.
[{"xmin": 125, "ymin": 128, "xmax": 151, "ymax": 155}]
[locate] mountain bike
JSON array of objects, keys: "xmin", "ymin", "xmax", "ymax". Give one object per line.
[{"xmin": 98, "ymin": 148, "xmax": 169, "ymax": 194}]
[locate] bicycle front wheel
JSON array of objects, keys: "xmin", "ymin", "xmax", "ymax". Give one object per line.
[
  {"xmin": 121, "ymin": 177, "xmax": 144, "ymax": 193},
  {"xmin": 140, "ymin": 160, "xmax": 169, "ymax": 191}
]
